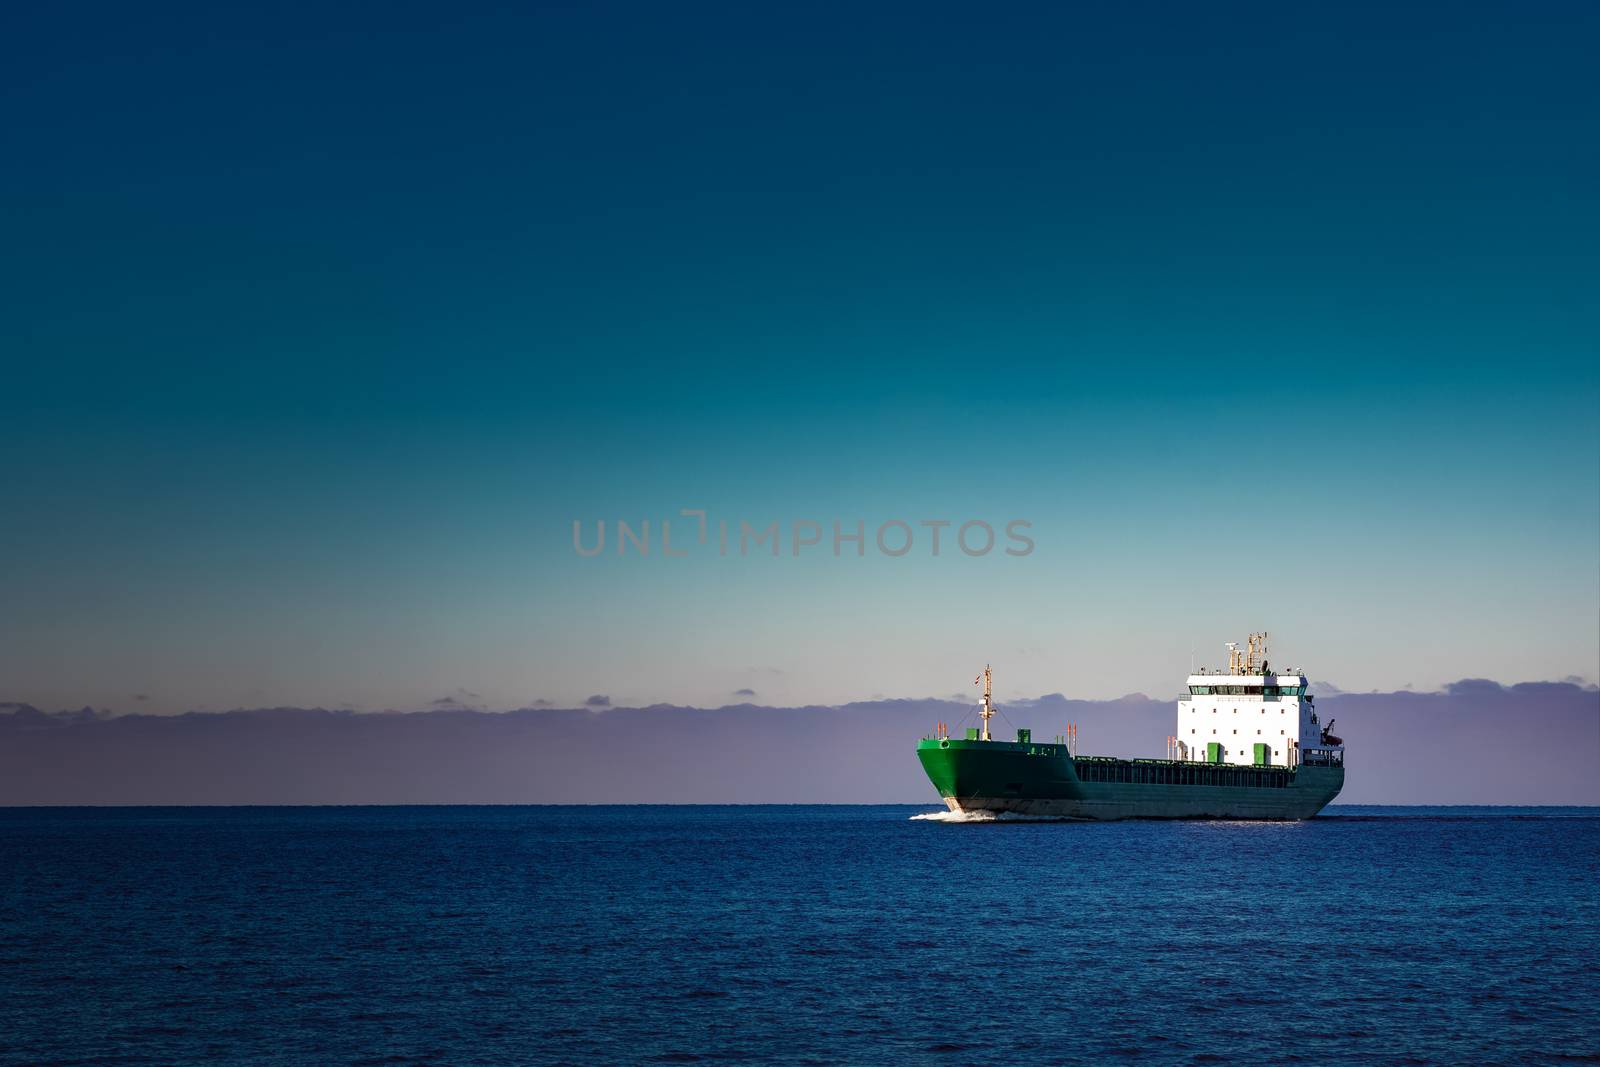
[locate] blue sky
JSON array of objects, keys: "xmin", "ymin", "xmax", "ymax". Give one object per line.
[{"xmin": 3, "ymin": 1, "xmax": 1596, "ymax": 711}]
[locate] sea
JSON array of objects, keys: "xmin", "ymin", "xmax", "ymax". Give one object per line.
[{"xmin": 2, "ymin": 805, "xmax": 1597, "ymax": 1066}]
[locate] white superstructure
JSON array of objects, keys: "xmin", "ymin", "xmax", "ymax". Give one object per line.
[{"xmin": 1174, "ymin": 632, "xmax": 1343, "ymax": 767}]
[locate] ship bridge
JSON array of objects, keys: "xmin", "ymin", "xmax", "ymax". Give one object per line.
[{"xmin": 1174, "ymin": 633, "xmax": 1344, "ymax": 769}]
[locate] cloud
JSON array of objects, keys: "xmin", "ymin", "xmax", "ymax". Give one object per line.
[
  {"xmin": 1, "ymin": 680, "xmax": 1594, "ymax": 804},
  {"xmin": 428, "ymin": 688, "xmax": 484, "ymax": 708},
  {"xmin": 0, "ymin": 703, "xmax": 104, "ymax": 728},
  {"xmin": 584, "ymin": 694, "xmax": 611, "ymax": 707},
  {"xmin": 1444, "ymin": 678, "xmax": 1504, "ymax": 697},
  {"xmin": 733, "ymin": 688, "xmax": 757, "ymax": 697}
]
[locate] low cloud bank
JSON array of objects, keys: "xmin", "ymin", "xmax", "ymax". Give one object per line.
[{"xmin": 0, "ymin": 682, "xmax": 1594, "ymax": 805}]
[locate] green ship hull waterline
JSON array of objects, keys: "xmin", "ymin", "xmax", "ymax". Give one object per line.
[{"xmin": 919, "ymin": 634, "xmax": 1345, "ymax": 820}]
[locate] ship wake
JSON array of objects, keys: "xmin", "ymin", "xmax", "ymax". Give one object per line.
[
  {"xmin": 909, "ymin": 809, "xmax": 1087, "ymax": 824},
  {"xmin": 909, "ymin": 809, "xmax": 998, "ymax": 823}
]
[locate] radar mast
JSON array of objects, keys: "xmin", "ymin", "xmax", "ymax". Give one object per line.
[{"xmin": 977, "ymin": 664, "xmax": 994, "ymax": 741}]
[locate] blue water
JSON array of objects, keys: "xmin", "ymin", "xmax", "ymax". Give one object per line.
[{"xmin": 2, "ymin": 806, "xmax": 1597, "ymax": 1065}]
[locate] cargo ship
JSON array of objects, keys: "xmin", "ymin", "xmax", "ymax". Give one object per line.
[{"xmin": 916, "ymin": 634, "xmax": 1344, "ymax": 819}]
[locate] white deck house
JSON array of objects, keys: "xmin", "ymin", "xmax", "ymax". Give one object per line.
[{"xmin": 1175, "ymin": 634, "xmax": 1342, "ymax": 767}]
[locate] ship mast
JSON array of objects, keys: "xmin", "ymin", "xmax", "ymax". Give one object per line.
[
  {"xmin": 978, "ymin": 664, "xmax": 994, "ymax": 741},
  {"xmin": 1223, "ymin": 633, "xmax": 1272, "ymax": 676}
]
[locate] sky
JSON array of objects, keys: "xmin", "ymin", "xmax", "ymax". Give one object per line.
[{"xmin": 2, "ymin": 1, "xmax": 1597, "ymax": 714}]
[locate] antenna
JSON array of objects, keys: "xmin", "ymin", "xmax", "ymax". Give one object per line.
[{"xmin": 1241, "ymin": 631, "xmax": 1268, "ymax": 675}]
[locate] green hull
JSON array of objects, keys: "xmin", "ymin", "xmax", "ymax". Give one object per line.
[{"xmin": 917, "ymin": 738, "xmax": 1343, "ymax": 820}]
